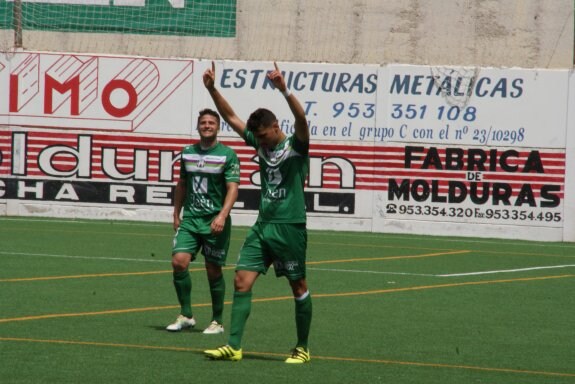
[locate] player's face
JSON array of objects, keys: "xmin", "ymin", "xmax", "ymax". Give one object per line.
[
  {"xmin": 197, "ymin": 114, "xmax": 219, "ymax": 140},
  {"xmin": 254, "ymin": 123, "xmax": 282, "ymax": 149}
]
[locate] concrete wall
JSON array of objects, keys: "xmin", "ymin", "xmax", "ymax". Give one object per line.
[{"xmin": 9, "ymin": 0, "xmax": 574, "ymax": 68}]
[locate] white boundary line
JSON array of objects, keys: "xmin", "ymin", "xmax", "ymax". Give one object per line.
[
  {"xmin": 0, "ymin": 251, "xmax": 171, "ymax": 263},
  {"xmin": 310, "ymin": 265, "xmax": 575, "ymax": 277},
  {"xmin": 0, "ymin": 217, "xmax": 168, "ymax": 228},
  {"xmin": 438, "ymin": 265, "xmax": 575, "ymax": 277},
  {"xmin": 1, "ymin": 217, "xmax": 575, "ymax": 249},
  {"xmin": 2, "ymin": 251, "xmax": 575, "ymax": 278},
  {"xmin": 307, "ymin": 267, "xmax": 436, "ymax": 277}
]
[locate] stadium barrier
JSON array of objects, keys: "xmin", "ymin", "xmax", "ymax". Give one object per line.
[{"xmin": 0, "ymin": 52, "xmax": 573, "ymax": 242}]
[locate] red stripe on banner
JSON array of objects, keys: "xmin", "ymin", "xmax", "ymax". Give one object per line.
[
  {"xmin": 482, "ymin": 173, "xmax": 564, "ymax": 183},
  {"xmin": 375, "ymin": 170, "xmax": 468, "ymax": 179},
  {"xmin": 0, "ymin": 130, "xmax": 566, "ymax": 198}
]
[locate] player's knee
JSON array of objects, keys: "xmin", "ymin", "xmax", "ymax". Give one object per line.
[
  {"xmin": 205, "ymin": 263, "xmax": 223, "ymax": 280},
  {"xmin": 233, "ymin": 272, "xmax": 255, "ymax": 292},
  {"xmin": 233, "ymin": 276, "xmax": 247, "ymax": 291},
  {"xmin": 171, "ymin": 260, "xmax": 187, "ymax": 272},
  {"xmin": 289, "ymin": 278, "xmax": 308, "ymax": 297},
  {"xmin": 171, "ymin": 253, "xmax": 190, "ymax": 272}
]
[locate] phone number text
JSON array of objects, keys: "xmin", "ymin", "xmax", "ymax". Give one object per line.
[{"xmin": 386, "ymin": 204, "xmax": 561, "ymax": 222}]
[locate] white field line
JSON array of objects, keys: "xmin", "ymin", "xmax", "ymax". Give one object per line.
[
  {"xmin": 310, "ymin": 265, "xmax": 575, "ymax": 277},
  {"xmin": 307, "ymin": 267, "xmax": 436, "ymax": 277},
  {"xmin": 438, "ymin": 265, "xmax": 575, "ymax": 277},
  {"xmin": 2, "ymin": 251, "xmax": 575, "ymax": 278},
  {"xmin": 2, "ymin": 217, "xmax": 575, "ymax": 250},
  {"xmin": 0, "ymin": 251, "xmax": 432, "ymax": 276},
  {"xmin": 0, "ymin": 251, "xmax": 171, "ymax": 264},
  {"xmin": 0, "ymin": 217, "xmax": 168, "ymax": 228}
]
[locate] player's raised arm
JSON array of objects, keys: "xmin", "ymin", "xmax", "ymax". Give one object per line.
[
  {"xmin": 203, "ymin": 61, "xmax": 246, "ymax": 137},
  {"xmin": 267, "ymin": 62, "xmax": 309, "ymax": 143}
]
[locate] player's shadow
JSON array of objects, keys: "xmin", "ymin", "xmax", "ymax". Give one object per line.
[
  {"xmin": 196, "ymin": 351, "xmax": 284, "ymax": 362},
  {"xmin": 148, "ymin": 325, "xmax": 203, "ymax": 333},
  {"xmin": 146, "ymin": 326, "xmax": 284, "ymax": 362}
]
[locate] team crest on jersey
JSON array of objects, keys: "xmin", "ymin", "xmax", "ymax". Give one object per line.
[{"xmin": 183, "ymin": 153, "xmax": 226, "ymax": 174}]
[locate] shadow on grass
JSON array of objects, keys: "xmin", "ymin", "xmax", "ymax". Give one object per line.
[
  {"xmin": 202, "ymin": 352, "xmax": 284, "ymax": 362},
  {"xmin": 147, "ymin": 325, "xmax": 203, "ymax": 333}
]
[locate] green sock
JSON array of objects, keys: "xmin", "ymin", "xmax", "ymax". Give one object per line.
[
  {"xmin": 173, "ymin": 270, "xmax": 193, "ymax": 318},
  {"xmin": 208, "ymin": 274, "xmax": 225, "ymax": 324},
  {"xmin": 228, "ymin": 291, "xmax": 252, "ymax": 350},
  {"xmin": 295, "ymin": 293, "xmax": 312, "ymax": 350}
]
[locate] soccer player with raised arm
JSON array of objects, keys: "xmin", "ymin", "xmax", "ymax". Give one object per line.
[
  {"xmin": 167, "ymin": 108, "xmax": 240, "ymax": 335},
  {"xmin": 203, "ymin": 62, "xmax": 313, "ymax": 364}
]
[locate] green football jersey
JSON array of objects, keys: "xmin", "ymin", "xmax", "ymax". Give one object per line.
[
  {"xmin": 179, "ymin": 142, "xmax": 240, "ymax": 218},
  {"xmin": 244, "ymin": 132, "xmax": 309, "ymax": 223}
]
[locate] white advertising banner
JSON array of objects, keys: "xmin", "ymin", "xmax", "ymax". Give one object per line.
[
  {"xmin": 0, "ymin": 52, "xmax": 571, "ymax": 241},
  {"xmin": 374, "ymin": 65, "xmax": 567, "ymax": 240},
  {"xmin": 564, "ymin": 71, "xmax": 575, "ymax": 242},
  {"xmin": 0, "ymin": 52, "xmax": 194, "ymax": 134},
  {"xmin": 376, "ymin": 65, "xmax": 567, "ymax": 147}
]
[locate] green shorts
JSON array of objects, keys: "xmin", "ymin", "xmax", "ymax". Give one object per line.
[
  {"xmin": 237, "ymin": 221, "xmax": 307, "ymax": 280},
  {"xmin": 172, "ymin": 214, "xmax": 231, "ymax": 266}
]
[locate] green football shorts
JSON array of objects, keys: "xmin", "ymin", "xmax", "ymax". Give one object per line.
[
  {"xmin": 236, "ymin": 221, "xmax": 307, "ymax": 280},
  {"xmin": 172, "ymin": 214, "xmax": 231, "ymax": 266}
]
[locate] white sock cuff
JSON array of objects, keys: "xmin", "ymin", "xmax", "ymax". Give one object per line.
[{"xmin": 295, "ymin": 290, "xmax": 310, "ymax": 301}]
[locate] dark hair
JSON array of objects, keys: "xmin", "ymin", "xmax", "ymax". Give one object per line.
[
  {"xmin": 246, "ymin": 108, "xmax": 277, "ymax": 132},
  {"xmin": 197, "ymin": 108, "xmax": 220, "ymax": 126}
]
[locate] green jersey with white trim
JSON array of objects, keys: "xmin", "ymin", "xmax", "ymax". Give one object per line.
[
  {"xmin": 244, "ymin": 132, "xmax": 309, "ymax": 223},
  {"xmin": 179, "ymin": 142, "xmax": 240, "ymax": 218}
]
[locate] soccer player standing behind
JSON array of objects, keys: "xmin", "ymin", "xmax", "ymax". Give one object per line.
[
  {"xmin": 203, "ymin": 62, "xmax": 313, "ymax": 364},
  {"xmin": 167, "ymin": 108, "xmax": 240, "ymax": 335}
]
